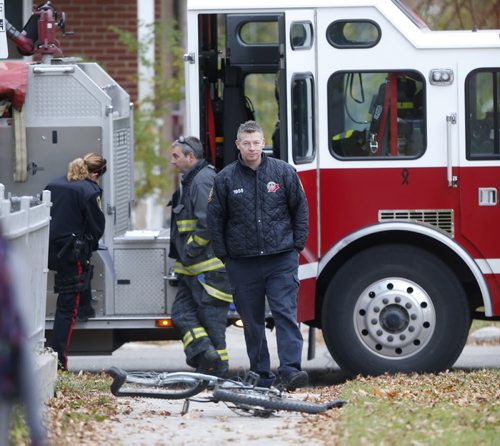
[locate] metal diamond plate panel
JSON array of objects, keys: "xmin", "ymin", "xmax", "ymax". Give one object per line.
[
  {"xmin": 114, "ymin": 249, "xmax": 166, "ymax": 315},
  {"xmin": 31, "ymin": 75, "xmax": 101, "ymax": 118}
]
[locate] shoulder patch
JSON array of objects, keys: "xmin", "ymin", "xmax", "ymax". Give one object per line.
[
  {"xmin": 208, "ymin": 186, "xmax": 214, "ymax": 203},
  {"xmin": 96, "ymin": 196, "xmax": 102, "ymax": 209}
]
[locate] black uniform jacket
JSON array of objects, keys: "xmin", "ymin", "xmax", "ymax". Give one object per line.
[
  {"xmin": 208, "ymin": 153, "xmax": 309, "ymax": 259},
  {"xmin": 170, "ymin": 160, "xmax": 219, "ymax": 268},
  {"xmin": 45, "ymin": 176, "xmax": 105, "ymax": 249}
]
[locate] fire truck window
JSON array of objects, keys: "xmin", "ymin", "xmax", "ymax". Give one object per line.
[
  {"xmin": 466, "ymin": 69, "xmax": 500, "ymax": 160},
  {"xmin": 327, "ymin": 71, "xmax": 426, "ymax": 159},
  {"xmin": 327, "ymin": 20, "xmax": 381, "ymax": 48},
  {"xmin": 292, "ymin": 73, "xmax": 315, "ymax": 164},
  {"xmin": 244, "ymin": 73, "xmax": 278, "ymax": 152},
  {"xmin": 239, "ymin": 21, "xmax": 278, "ymax": 45},
  {"xmin": 290, "ymin": 22, "xmax": 314, "ymax": 50}
]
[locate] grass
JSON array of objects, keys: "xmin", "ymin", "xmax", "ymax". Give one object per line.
[
  {"xmin": 299, "ymin": 369, "xmax": 500, "ymax": 445},
  {"xmin": 8, "ymin": 371, "xmax": 117, "ymax": 446},
  {"xmin": 470, "ymin": 319, "xmax": 500, "ymax": 331}
]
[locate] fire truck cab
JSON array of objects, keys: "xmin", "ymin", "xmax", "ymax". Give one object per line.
[{"xmin": 185, "ymin": 0, "xmax": 500, "ymax": 375}]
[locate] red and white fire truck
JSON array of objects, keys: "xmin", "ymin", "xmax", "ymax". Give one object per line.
[
  {"xmin": 184, "ymin": 0, "xmax": 500, "ymax": 375},
  {"xmin": 1, "ymin": 0, "xmax": 499, "ymax": 376}
]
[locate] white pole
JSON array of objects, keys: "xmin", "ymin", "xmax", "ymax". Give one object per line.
[
  {"xmin": 137, "ymin": 0, "xmax": 164, "ymax": 229},
  {"xmin": 137, "ymin": 0, "xmax": 155, "ymax": 106}
]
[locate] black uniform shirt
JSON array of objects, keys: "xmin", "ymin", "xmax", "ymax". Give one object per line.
[{"xmin": 45, "ymin": 176, "xmax": 105, "ymax": 246}]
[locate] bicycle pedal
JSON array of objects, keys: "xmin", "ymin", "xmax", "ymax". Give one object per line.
[{"xmin": 244, "ymin": 371, "xmax": 260, "ymax": 386}]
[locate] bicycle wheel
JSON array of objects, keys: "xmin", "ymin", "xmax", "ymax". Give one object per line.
[
  {"xmin": 213, "ymin": 387, "xmax": 346, "ymax": 414},
  {"xmin": 108, "ymin": 367, "xmax": 210, "ymax": 400}
]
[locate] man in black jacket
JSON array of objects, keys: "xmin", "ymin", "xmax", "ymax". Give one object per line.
[{"xmin": 207, "ymin": 121, "xmax": 309, "ymax": 390}]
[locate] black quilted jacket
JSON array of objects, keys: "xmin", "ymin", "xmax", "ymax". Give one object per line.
[{"xmin": 208, "ymin": 154, "xmax": 309, "ymax": 259}]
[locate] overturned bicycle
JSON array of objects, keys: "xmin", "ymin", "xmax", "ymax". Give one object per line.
[{"xmin": 107, "ymin": 367, "xmax": 346, "ymax": 418}]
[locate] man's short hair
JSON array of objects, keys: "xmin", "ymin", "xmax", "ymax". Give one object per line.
[
  {"xmin": 237, "ymin": 120, "xmax": 263, "ymax": 140},
  {"xmin": 173, "ymin": 136, "xmax": 204, "ymax": 160}
]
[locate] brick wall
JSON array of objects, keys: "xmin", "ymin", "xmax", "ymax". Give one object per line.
[{"xmin": 54, "ymin": 0, "xmax": 156, "ymax": 101}]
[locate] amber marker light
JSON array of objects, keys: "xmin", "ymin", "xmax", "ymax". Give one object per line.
[{"xmin": 155, "ymin": 319, "xmax": 174, "ymax": 328}]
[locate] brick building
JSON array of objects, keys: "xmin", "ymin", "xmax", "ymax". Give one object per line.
[{"xmin": 5, "ymin": 0, "xmax": 185, "ymax": 103}]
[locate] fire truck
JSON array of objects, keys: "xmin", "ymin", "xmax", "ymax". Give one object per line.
[
  {"xmin": 1, "ymin": 0, "xmax": 499, "ymax": 376},
  {"xmin": 184, "ymin": 0, "xmax": 500, "ymax": 376}
]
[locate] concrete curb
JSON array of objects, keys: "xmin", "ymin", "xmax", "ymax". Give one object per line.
[{"xmin": 34, "ymin": 350, "xmax": 58, "ymax": 404}]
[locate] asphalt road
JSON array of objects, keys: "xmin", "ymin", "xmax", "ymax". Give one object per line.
[{"xmin": 68, "ymin": 325, "xmax": 500, "ymax": 374}]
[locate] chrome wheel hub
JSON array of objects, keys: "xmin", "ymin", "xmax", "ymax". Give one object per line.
[{"xmin": 354, "ymin": 277, "xmax": 436, "ymax": 359}]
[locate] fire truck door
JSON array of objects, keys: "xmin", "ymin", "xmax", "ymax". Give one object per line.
[
  {"xmin": 458, "ymin": 65, "xmax": 500, "ymax": 295},
  {"xmin": 223, "ymin": 13, "xmax": 285, "ymax": 165},
  {"xmin": 284, "ymin": 9, "xmax": 318, "ymax": 321}
]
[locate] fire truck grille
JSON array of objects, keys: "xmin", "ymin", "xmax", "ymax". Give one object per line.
[{"xmin": 378, "ymin": 209, "xmax": 454, "ymax": 237}]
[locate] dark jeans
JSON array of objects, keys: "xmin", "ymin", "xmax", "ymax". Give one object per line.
[{"xmin": 226, "ymin": 250, "xmax": 303, "ymax": 378}]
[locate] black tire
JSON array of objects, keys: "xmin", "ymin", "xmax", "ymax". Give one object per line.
[
  {"xmin": 322, "ymin": 244, "xmax": 470, "ymax": 376},
  {"xmin": 107, "ymin": 368, "xmax": 209, "ymax": 399},
  {"xmin": 213, "ymin": 388, "xmax": 345, "ymax": 414}
]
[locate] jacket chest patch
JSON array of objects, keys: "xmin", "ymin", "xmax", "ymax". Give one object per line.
[
  {"xmin": 266, "ymin": 181, "xmax": 280, "ymax": 193},
  {"xmin": 233, "ymin": 188, "xmax": 244, "ymax": 195}
]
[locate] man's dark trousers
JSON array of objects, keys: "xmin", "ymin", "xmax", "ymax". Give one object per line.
[{"xmin": 226, "ymin": 250, "xmax": 303, "ymax": 378}]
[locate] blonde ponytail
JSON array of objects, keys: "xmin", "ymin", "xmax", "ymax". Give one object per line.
[
  {"xmin": 67, "ymin": 158, "xmax": 89, "ymax": 181},
  {"xmin": 66, "ymin": 153, "xmax": 107, "ymax": 181}
]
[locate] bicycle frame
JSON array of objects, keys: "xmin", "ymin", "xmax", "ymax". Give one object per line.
[{"xmin": 107, "ymin": 367, "xmax": 346, "ymax": 417}]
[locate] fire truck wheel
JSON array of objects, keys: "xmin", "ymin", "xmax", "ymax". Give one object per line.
[{"xmin": 321, "ymin": 244, "xmax": 471, "ymax": 376}]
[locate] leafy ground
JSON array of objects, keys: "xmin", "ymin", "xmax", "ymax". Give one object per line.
[
  {"xmin": 298, "ymin": 369, "xmax": 499, "ymax": 445},
  {"xmin": 8, "ymin": 321, "xmax": 500, "ymax": 445}
]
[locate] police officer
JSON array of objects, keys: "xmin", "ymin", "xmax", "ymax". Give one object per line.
[
  {"xmin": 46, "ymin": 153, "xmax": 106, "ymax": 370},
  {"xmin": 207, "ymin": 121, "xmax": 309, "ymax": 390},
  {"xmin": 170, "ymin": 136, "xmax": 232, "ymax": 377}
]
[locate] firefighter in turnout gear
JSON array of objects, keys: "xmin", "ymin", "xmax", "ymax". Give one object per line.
[
  {"xmin": 169, "ymin": 136, "xmax": 232, "ymax": 377},
  {"xmin": 45, "ymin": 153, "xmax": 107, "ymax": 370}
]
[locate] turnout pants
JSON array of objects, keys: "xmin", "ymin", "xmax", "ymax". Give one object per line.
[
  {"xmin": 171, "ymin": 274, "xmax": 229, "ymax": 367},
  {"xmin": 225, "ymin": 250, "xmax": 303, "ymax": 378}
]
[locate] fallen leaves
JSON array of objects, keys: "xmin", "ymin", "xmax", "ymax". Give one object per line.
[{"xmin": 296, "ymin": 369, "xmax": 500, "ymax": 445}]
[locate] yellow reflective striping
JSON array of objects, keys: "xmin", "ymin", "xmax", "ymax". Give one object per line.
[
  {"xmin": 199, "ymin": 281, "xmax": 233, "ymax": 303},
  {"xmin": 176, "ymin": 219, "xmax": 197, "ymax": 233},
  {"xmin": 174, "ymin": 258, "xmax": 225, "ymax": 275},
  {"xmin": 397, "ymin": 101, "xmax": 414, "ymax": 109},
  {"xmin": 332, "ymin": 129, "xmax": 354, "ymax": 141},
  {"xmin": 193, "ymin": 234, "xmax": 209, "ymax": 246},
  {"xmin": 183, "ymin": 327, "xmax": 208, "ymax": 348},
  {"xmin": 192, "ymin": 327, "xmax": 208, "ymax": 339},
  {"xmin": 217, "ymin": 349, "xmax": 229, "ymax": 361},
  {"xmin": 183, "ymin": 331, "xmax": 194, "ymax": 348},
  {"xmin": 187, "ymin": 234, "xmax": 209, "ymax": 247},
  {"xmin": 173, "ymin": 261, "xmax": 193, "ymax": 275}
]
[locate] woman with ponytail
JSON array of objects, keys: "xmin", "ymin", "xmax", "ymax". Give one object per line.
[{"xmin": 45, "ymin": 153, "xmax": 107, "ymax": 370}]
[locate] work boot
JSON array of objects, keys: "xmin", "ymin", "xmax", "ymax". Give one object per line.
[
  {"xmin": 280, "ymin": 370, "xmax": 309, "ymax": 391},
  {"xmin": 195, "ymin": 348, "xmax": 221, "ymax": 375},
  {"xmin": 212, "ymin": 361, "xmax": 229, "ymax": 378}
]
